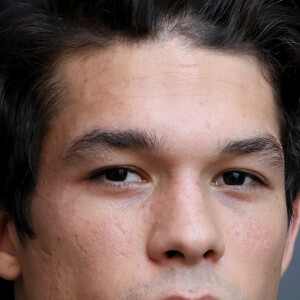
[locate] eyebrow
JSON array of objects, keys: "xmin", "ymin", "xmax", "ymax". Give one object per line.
[
  {"xmin": 218, "ymin": 134, "xmax": 284, "ymax": 170},
  {"xmin": 62, "ymin": 129, "xmax": 165, "ymax": 163},
  {"xmin": 62, "ymin": 129, "xmax": 284, "ymax": 170}
]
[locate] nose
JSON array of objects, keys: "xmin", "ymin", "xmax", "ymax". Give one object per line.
[{"xmin": 147, "ymin": 179, "xmax": 225, "ymax": 266}]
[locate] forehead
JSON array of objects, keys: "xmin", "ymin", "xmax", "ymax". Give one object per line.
[
  {"xmin": 49, "ymin": 41, "xmax": 279, "ymax": 153},
  {"xmin": 61, "ymin": 41, "xmax": 274, "ymax": 100}
]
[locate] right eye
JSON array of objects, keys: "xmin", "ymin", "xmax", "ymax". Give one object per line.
[{"xmin": 90, "ymin": 167, "xmax": 144, "ymax": 184}]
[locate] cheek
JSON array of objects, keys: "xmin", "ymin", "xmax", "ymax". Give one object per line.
[
  {"xmin": 26, "ymin": 197, "xmax": 149, "ymax": 298},
  {"xmin": 229, "ymin": 218, "xmax": 285, "ymax": 263},
  {"xmin": 224, "ymin": 206, "xmax": 288, "ymax": 295},
  {"xmin": 31, "ymin": 195, "xmax": 145, "ymax": 274}
]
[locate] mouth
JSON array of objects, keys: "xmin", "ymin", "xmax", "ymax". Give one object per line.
[{"xmin": 161, "ymin": 293, "xmax": 218, "ymax": 300}]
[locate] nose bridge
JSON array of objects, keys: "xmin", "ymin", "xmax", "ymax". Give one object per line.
[
  {"xmin": 147, "ymin": 175, "xmax": 224, "ymax": 265},
  {"xmin": 160, "ymin": 179, "xmax": 210, "ymax": 230}
]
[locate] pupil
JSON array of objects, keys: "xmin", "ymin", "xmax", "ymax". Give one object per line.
[
  {"xmin": 223, "ymin": 171, "xmax": 245, "ymax": 185},
  {"xmin": 105, "ymin": 168, "xmax": 128, "ymax": 181}
]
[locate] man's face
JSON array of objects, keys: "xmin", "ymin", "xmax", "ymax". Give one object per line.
[{"xmin": 12, "ymin": 41, "xmax": 298, "ymax": 299}]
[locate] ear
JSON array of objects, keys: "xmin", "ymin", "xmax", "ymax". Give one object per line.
[
  {"xmin": 0, "ymin": 212, "xmax": 21, "ymax": 280},
  {"xmin": 281, "ymin": 195, "xmax": 300, "ymax": 276}
]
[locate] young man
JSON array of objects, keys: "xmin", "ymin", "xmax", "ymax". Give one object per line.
[{"xmin": 0, "ymin": 0, "xmax": 299, "ymax": 299}]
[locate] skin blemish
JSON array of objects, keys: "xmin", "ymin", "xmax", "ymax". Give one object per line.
[
  {"xmin": 104, "ymin": 90, "xmax": 113, "ymax": 97},
  {"xmin": 205, "ymin": 120, "xmax": 211, "ymax": 129}
]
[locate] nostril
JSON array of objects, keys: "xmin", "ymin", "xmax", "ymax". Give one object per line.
[
  {"xmin": 166, "ymin": 250, "xmax": 184, "ymax": 259},
  {"xmin": 204, "ymin": 250, "xmax": 214, "ymax": 258}
]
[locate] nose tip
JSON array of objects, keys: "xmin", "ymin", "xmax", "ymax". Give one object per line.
[
  {"xmin": 147, "ymin": 217, "xmax": 224, "ymax": 265},
  {"xmin": 147, "ymin": 187, "xmax": 225, "ymax": 266}
]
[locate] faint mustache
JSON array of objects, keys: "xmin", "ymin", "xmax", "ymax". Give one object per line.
[{"xmin": 118, "ymin": 267, "xmax": 249, "ymax": 300}]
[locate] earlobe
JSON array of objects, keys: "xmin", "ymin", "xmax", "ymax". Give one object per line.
[
  {"xmin": 0, "ymin": 213, "xmax": 21, "ymax": 281},
  {"xmin": 281, "ymin": 195, "xmax": 300, "ymax": 276}
]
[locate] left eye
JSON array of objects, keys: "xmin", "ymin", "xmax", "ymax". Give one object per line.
[
  {"xmin": 214, "ymin": 170, "xmax": 263, "ymax": 186},
  {"xmin": 90, "ymin": 167, "xmax": 143, "ymax": 183}
]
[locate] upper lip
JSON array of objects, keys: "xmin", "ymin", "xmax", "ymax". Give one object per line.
[{"xmin": 162, "ymin": 294, "xmax": 218, "ymax": 300}]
